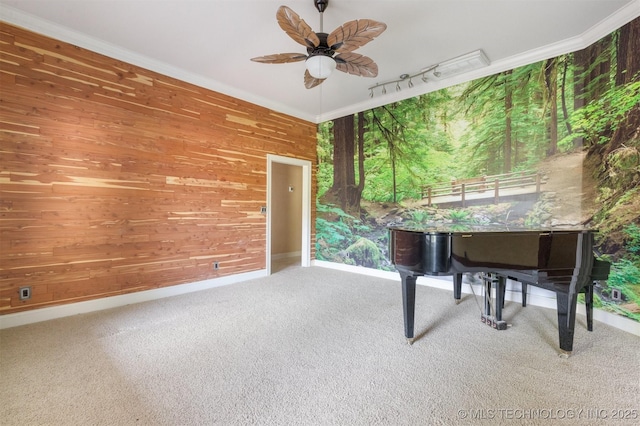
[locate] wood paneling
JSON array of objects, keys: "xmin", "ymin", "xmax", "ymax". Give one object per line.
[{"xmin": 0, "ymin": 22, "xmax": 317, "ymax": 314}]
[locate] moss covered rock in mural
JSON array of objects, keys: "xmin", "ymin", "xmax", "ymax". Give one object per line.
[{"xmin": 344, "ymin": 238, "xmax": 384, "ymax": 268}]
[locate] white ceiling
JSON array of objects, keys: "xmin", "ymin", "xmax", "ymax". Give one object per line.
[{"xmin": 2, "ymin": 0, "xmax": 639, "ymax": 123}]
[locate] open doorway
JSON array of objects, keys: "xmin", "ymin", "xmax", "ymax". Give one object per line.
[{"xmin": 266, "ymin": 155, "xmax": 312, "ymax": 275}]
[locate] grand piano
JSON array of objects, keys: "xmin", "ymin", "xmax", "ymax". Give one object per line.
[{"xmin": 389, "ymin": 225, "xmax": 611, "ymax": 356}]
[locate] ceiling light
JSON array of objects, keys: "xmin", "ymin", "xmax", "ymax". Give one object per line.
[
  {"xmin": 427, "ymin": 49, "xmax": 489, "ymax": 78},
  {"xmin": 306, "ymin": 55, "xmax": 336, "ymax": 79}
]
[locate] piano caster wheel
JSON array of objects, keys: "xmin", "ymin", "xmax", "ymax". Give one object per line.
[
  {"xmin": 455, "ymin": 299, "xmax": 461, "ymax": 305},
  {"xmin": 494, "ymin": 320, "xmax": 507, "ymax": 330},
  {"xmin": 558, "ymin": 350, "xmax": 571, "ymax": 359},
  {"xmin": 406, "ymin": 338, "xmax": 415, "ymax": 345},
  {"xmin": 481, "ymin": 314, "xmax": 507, "ymax": 330}
]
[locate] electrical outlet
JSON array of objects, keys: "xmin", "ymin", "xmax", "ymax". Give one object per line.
[
  {"xmin": 213, "ymin": 261, "xmax": 219, "ymax": 270},
  {"xmin": 260, "ymin": 206, "xmax": 267, "ymax": 214},
  {"xmin": 19, "ymin": 286, "xmax": 31, "ymax": 300}
]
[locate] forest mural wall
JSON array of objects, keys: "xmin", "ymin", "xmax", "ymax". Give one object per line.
[{"xmin": 316, "ymin": 17, "xmax": 640, "ymax": 323}]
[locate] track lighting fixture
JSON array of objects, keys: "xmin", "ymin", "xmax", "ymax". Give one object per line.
[
  {"xmin": 368, "ymin": 67, "xmax": 435, "ymax": 97},
  {"xmin": 368, "ymin": 49, "xmax": 490, "ymax": 97}
]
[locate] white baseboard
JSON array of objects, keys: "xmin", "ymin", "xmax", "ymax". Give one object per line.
[
  {"xmin": 4, "ymin": 261, "xmax": 639, "ymax": 338},
  {"xmin": 0, "ymin": 269, "xmax": 267, "ymax": 330},
  {"xmin": 312, "ymin": 260, "xmax": 640, "ymax": 337}
]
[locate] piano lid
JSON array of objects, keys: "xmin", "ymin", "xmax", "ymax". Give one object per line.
[{"xmin": 387, "ymin": 223, "xmax": 594, "ymax": 235}]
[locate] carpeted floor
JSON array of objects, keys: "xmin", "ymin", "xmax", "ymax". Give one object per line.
[{"xmin": 1, "ymin": 264, "xmax": 639, "ymax": 425}]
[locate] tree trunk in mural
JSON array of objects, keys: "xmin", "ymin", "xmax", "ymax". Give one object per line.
[
  {"xmin": 587, "ymin": 34, "xmax": 612, "ymax": 103},
  {"xmin": 560, "ymin": 57, "xmax": 573, "ymax": 137},
  {"xmin": 327, "ymin": 114, "xmax": 363, "ymax": 215},
  {"xmin": 544, "ymin": 58, "xmax": 558, "ymax": 156},
  {"xmin": 575, "ymin": 34, "xmax": 612, "ymax": 154},
  {"xmin": 615, "ymin": 22, "xmax": 630, "ymax": 87},
  {"xmin": 504, "ymin": 69, "xmax": 513, "ymax": 172},
  {"xmin": 603, "ymin": 17, "xmax": 640, "ymax": 160},
  {"xmin": 596, "ymin": 34, "xmax": 612, "ymax": 97},
  {"xmin": 615, "ymin": 16, "xmax": 640, "ymax": 86},
  {"xmin": 370, "ymin": 106, "xmax": 404, "ymax": 203},
  {"xmin": 573, "ymin": 49, "xmax": 588, "ymax": 148},
  {"xmin": 572, "ymin": 34, "xmax": 612, "ymax": 160},
  {"xmin": 357, "ymin": 112, "xmax": 365, "ymax": 202}
]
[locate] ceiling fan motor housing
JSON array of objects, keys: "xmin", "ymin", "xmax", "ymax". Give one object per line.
[
  {"xmin": 307, "ymin": 32, "xmax": 335, "ymax": 58},
  {"xmin": 314, "ymin": 0, "xmax": 329, "ymax": 13}
]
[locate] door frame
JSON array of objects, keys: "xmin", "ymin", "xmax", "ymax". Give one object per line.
[{"xmin": 266, "ymin": 154, "xmax": 312, "ymax": 275}]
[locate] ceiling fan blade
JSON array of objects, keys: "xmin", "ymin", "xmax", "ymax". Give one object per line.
[
  {"xmin": 327, "ymin": 19, "xmax": 387, "ymax": 53},
  {"xmin": 251, "ymin": 53, "xmax": 308, "ymax": 64},
  {"xmin": 277, "ymin": 6, "xmax": 320, "ymax": 48},
  {"xmin": 335, "ymin": 52, "xmax": 379, "ymax": 77},
  {"xmin": 304, "ymin": 70, "xmax": 326, "ymax": 89}
]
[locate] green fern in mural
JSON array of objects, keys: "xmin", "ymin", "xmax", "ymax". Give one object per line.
[
  {"xmin": 315, "ymin": 202, "xmax": 373, "ymax": 263},
  {"xmin": 599, "ymin": 223, "xmax": 640, "ymax": 321}
]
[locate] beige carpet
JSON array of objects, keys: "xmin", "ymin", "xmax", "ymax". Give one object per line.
[{"xmin": 1, "ymin": 264, "xmax": 639, "ymax": 425}]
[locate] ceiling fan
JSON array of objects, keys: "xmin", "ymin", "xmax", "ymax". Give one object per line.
[{"xmin": 251, "ymin": 0, "xmax": 387, "ymax": 89}]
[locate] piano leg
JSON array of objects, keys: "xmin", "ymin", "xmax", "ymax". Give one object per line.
[
  {"xmin": 400, "ymin": 271, "xmax": 417, "ymax": 344},
  {"xmin": 521, "ymin": 282, "xmax": 528, "ymax": 307},
  {"xmin": 453, "ymin": 273, "xmax": 462, "ymax": 304},
  {"xmin": 585, "ymin": 284, "xmax": 594, "ymax": 332},
  {"xmin": 555, "ymin": 291, "xmax": 579, "ymax": 357}
]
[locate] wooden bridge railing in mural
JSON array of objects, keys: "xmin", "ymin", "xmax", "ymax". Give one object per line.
[{"xmin": 421, "ymin": 170, "xmax": 545, "ymax": 207}]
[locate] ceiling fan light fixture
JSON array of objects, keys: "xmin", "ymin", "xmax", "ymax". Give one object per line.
[
  {"xmin": 252, "ymin": 3, "xmax": 386, "ymax": 88},
  {"xmin": 306, "ymin": 55, "xmax": 336, "ymax": 79}
]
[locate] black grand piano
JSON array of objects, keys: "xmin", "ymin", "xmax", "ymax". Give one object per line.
[{"xmin": 389, "ymin": 225, "xmax": 610, "ymax": 356}]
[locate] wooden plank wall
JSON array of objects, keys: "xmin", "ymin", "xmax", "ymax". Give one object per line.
[{"xmin": 0, "ymin": 22, "xmax": 317, "ymax": 314}]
